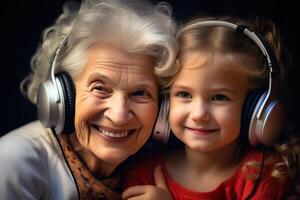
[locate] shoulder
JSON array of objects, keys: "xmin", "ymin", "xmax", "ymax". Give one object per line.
[
  {"xmin": 129, "ymin": 151, "xmax": 163, "ymax": 170},
  {"xmin": 122, "ymin": 151, "xmax": 164, "ymax": 187},
  {"xmin": 0, "ymin": 122, "xmax": 60, "ymax": 181},
  {"xmin": 249, "ymin": 168, "xmax": 292, "ymax": 199},
  {"xmin": 0, "ymin": 121, "xmax": 55, "ymax": 198},
  {"xmin": 0, "ymin": 120, "xmax": 57, "ymax": 173},
  {"xmin": 0, "ymin": 121, "xmax": 76, "ymax": 199},
  {"xmin": 126, "ymin": 153, "xmax": 163, "ymax": 171},
  {"xmin": 242, "ymin": 148, "xmax": 288, "ymax": 174},
  {"xmin": 239, "ymin": 148, "xmax": 292, "ymax": 199},
  {"xmin": 0, "ymin": 121, "xmax": 58, "ymax": 160}
]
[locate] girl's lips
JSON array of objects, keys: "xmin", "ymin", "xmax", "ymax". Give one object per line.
[{"xmin": 186, "ymin": 127, "xmax": 218, "ymax": 135}]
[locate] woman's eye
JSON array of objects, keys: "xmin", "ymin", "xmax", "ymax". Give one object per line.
[
  {"xmin": 91, "ymin": 84, "xmax": 111, "ymax": 98},
  {"xmin": 93, "ymin": 85, "xmax": 107, "ymax": 92},
  {"xmin": 212, "ymin": 94, "xmax": 229, "ymax": 101},
  {"xmin": 175, "ymin": 91, "xmax": 191, "ymax": 99},
  {"xmin": 131, "ymin": 90, "xmax": 152, "ymax": 103},
  {"xmin": 132, "ymin": 90, "xmax": 149, "ymax": 97}
]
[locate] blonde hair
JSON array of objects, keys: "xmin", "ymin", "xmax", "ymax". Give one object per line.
[
  {"xmin": 176, "ymin": 15, "xmax": 297, "ymax": 181},
  {"xmin": 175, "ymin": 16, "xmax": 285, "ymax": 89},
  {"xmin": 22, "ymin": 0, "xmax": 179, "ymax": 104}
]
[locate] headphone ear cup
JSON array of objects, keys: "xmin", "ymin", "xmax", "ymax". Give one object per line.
[
  {"xmin": 255, "ymin": 98, "xmax": 284, "ymax": 146},
  {"xmin": 152, "ymin": 94, "xmax": 170, "ymax": 144},
  {"xmin": 241, "ymin": 89, "xmax": 266, "ymax": 145},
  {"xmin": 56, "ymin": 72, "xmax": 75, "ymax": 134}
]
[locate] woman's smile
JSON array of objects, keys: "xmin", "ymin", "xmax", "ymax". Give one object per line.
[{"xmin": 92, "ymin": 124, "xmax": 136, "ymax": 139}]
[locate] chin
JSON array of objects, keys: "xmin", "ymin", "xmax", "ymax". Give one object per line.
[{"xmin": 95, "ymin": 149, "xmax": 131, "ymax": 165}]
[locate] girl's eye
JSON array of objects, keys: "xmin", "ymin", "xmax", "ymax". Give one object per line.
[
  {"xmin": 212, "ymin": 94, "xmax": 229, "ymax": 101},
  {"xmin": 175, "ymin": 91, "xmax": 192, "ymax": 99}
]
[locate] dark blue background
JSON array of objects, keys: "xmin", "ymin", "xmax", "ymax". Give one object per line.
[{"xmin": 1, "ymin": 0, "xmax": 299, "ymax": 135}]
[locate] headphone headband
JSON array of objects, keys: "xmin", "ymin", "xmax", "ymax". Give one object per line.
[
  {"xmin": 178, "ymin": 21, "xmax": 272, "ymax": 65},
  {"xmin": 177, "ymin": 20, "xmax": 278, "ymax": 120},
  {"xmin": 47, "ymin": 34, "xmax": 69, "ymax": 103}
]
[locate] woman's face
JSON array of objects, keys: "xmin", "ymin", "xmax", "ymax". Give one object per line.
[{"xmin": 73, "ymin": 44, "xmax": 158, "ymax": 165}]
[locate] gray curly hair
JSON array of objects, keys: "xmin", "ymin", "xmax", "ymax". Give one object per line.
[{"xmin": 22, "ymin": 0, "xmax": 179, "ymax": 104}]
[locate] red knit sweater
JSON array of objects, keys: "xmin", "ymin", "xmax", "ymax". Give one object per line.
[{"xmin": 122, "ymin": 149, "xmax": 291, "ymax": 200}]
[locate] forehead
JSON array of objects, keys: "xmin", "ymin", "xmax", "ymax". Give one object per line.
[
  {"xmin": 75, "ymin": 44, "xmax": 157, "ymax": 84},
  {"xmin": 84, "ymin": 44, "xmax": 155, "ymax": 74},
  {"xmin": 178, "ymin": 50, "xmax": 251, "ymax": 75},
  {"xmin": 179, "ymin": 50, "xmax": 243, "ymax": 68},
  {"xmin": 174, "ymin": 50, "xmax": 248, "ymax": 88}
]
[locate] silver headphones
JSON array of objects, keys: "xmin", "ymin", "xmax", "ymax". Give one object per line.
[
  {"xmin": 37, "ymin": 35, "xmax": 76, "ymax": 134},
  {"xmin": 153, "ymin": 20, "xmax": 284, "ymax": 146}
]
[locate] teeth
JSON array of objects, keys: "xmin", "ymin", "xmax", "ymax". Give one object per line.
[{"xmin": 98, "ymin": 127, "xmax": 129, "ymax": 138}]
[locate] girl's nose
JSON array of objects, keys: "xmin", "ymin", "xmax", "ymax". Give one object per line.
[{"xmin": 191, "ymin": 101, "xmax": 210, "ymax": 122}]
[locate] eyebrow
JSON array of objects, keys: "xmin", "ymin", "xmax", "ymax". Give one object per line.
[
  {"xmin": 87, "ymin": 72, "xmax": 157, "ymax": 90},
  {"xmin": 171, "ymin": 84, "xmax": 237, "ymax": 94},
  {"xmin": 170, "ymin": 85, "xmax": 191, "ymax": 91},
  {"xmin": 87, "ymin": 72, "xmax": 112, "ymax": 85}
]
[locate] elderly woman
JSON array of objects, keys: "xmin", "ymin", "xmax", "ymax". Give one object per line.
[{"xmin": 0, "ymin": 0, "xmax": 178, "ymax": 199}]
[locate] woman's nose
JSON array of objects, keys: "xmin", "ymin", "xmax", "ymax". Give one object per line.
[
  {"xmin": 191, "ymin": 101, "xmax": 210, "ymax": 122},
  {"xmin": 104, "ymin": 94, "xmax": 133, "ymax": 125}
]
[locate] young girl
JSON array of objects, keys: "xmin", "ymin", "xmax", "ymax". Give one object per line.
[{"xmin": 121, "ymin": 16, "xmax": 296, "ymax": 200}]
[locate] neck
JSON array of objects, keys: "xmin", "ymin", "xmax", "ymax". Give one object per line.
[
  {"xmin": 166, "ymin": 140, "xmax": 241, "ymax": 192},
  {"xmin": 68, "ymin": 133, "xmax": 117, "ymax": 178},
  {"xmin": 184, "ymin": 141, "xmax": 239, "ymax": 173}
]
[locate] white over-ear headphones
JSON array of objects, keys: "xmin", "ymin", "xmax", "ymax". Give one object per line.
[{"xmin": 37, "ymin": 35, "xmax": 76, "ymax": 134}]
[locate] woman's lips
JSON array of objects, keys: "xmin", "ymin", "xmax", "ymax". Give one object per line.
[{"xmin": 92, "ymin": 125, "xmax": 135, "ymax": 139}]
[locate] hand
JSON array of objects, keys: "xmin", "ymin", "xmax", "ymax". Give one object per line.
[{"xmin": 122, "ymin": 165, "xmax": 173, "ymax": 200}]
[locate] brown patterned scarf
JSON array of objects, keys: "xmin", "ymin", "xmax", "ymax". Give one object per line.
[{"xmin": 58, "ymin": 135, "xmax": 122, "ymax": 200}]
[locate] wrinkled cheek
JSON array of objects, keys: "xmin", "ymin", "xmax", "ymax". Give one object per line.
[
  {"xmin": 74, "ymin": 104, "xmax": 96, "ymax": 148},
  {"xmin": 131, "ymin": 129, "xmax": 151, "ymax": 155},
  {"xmin": 76, "ymin": 97, "xmax": 104, "ymax": 120},
  {"xmin": 74, "ymin": 115, "xmax": 90, "ymax": 148},
  {"xmin": 74, "ymin": 96, "xmax": 103, "ymax": 138},
  {"xmin": 132, "ymin": 108, "xmax": 157, "ymax": 154},
  {"xmin": 132, "ymin": 136, "xmax": 145, "ymax": 154}
]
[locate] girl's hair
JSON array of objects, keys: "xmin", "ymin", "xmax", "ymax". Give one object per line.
[
  {"xmin": 176, "ymin": 16, "xmax": 284, "ymax": 90},
  {"xmin": 21, "ymin": 0, "xmax": 179, "ymax": 104},
  {"xmin": 176, "ymin": 15, "xmax": 297, "ymax": 181}
]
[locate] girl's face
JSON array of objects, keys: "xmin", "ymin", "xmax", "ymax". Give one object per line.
[
  {"xmin": 73, "ymin": 44, "xmax": 158, "ymax": 166},
  {"xmin": 169, "ymin": 52, "xmax": 249, "ymax": 153}
]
